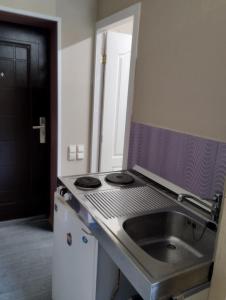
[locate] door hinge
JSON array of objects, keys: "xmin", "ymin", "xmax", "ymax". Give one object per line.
[{"xmin": 101, "ymin": 54, "xmax": 107, "ymax": 64}]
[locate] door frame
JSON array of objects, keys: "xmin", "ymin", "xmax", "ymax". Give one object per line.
[
  {"xmin": 90, "ymin": 3, "xmax": 141, "ymax": 173},
  {"xmin": 0, "ymin": 5, "xmax": 61, "ymax": 220}
]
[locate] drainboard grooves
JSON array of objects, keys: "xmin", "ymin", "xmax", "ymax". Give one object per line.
[{"xmin": 85, "ymin": 186, "xmax": 176, "ymax": 219}]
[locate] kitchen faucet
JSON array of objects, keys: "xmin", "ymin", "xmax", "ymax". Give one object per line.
[{"xmin": 177, "ymin": 193, "xmax": 223, "ymax": 223}]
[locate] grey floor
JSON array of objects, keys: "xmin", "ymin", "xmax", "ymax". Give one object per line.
[{"xmin": 0, "ymin": 217, "xmax": 53, "ymax": 300}]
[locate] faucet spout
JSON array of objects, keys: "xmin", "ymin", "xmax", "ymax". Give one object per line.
[
  {"xmin": 177, "ymin": 194, "xmax": 201, "ymax": 203},
  {"xmin": 177, "ymin": 193, "xmax": 223, "ymax": 224}
]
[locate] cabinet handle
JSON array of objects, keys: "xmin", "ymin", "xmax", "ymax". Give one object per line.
[
  {"xmin": 82, "ymin": 236, "xmax": 88, "ymax": 244},
  {"xmin": 54, "ymin": 204, "xmax": 58, "ymax": 212},
  {"xmin": 66, "ymin": 233, "xmax": 72, "ymax": 246}
]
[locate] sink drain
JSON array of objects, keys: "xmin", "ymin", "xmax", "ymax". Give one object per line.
[{"xmin": 167, "ymin": 243, "xmax": 177, "ymax": 250}]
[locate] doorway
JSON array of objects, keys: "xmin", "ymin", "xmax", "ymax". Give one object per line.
[
  {"xmin": 0, "ymin": 11, "xmax": 58, "ymax": 221},
  {"xmin": 91, "ymin": 4, "xmax": 141, "ymax": 173},
  {"xmin": 100, "ymin": 20, "xmax": 133, "ymax": 172}
]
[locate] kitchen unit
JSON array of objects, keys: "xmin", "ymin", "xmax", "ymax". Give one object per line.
[
  {"xmin": 53, "ymin": 166, "xmax": 218, "ymax": 300},
  {"xmin": 52, "ymin": 178, "xmax": 137, "ymax": 300}
]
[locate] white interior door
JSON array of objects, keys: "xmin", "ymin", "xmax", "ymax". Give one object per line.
[{"xmin": 100, "ymin": 31, "xmax": 132, "ymax": 172}]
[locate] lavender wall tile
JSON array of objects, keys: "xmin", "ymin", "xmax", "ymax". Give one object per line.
[
  {"xmin": 128, "ymin": 122, "xmax": 139, "ymax": 168},
  {"xmin": 211, "ymin": 143, "xmax": 226, "ymax": 196},
  {"xmin": 159, "ymin": 130, "xmax": 186, "ymax": 187},
  {"xmin": 128, "ymin": 122, "xmax": 226, "ymax": 198},
  {"xmin": 145, "ymin": 126, "xmax": 163, "ymax": 175},
  {"xmin": 182, "ymin": 136, "xmax": 218, "ymax": 198}
]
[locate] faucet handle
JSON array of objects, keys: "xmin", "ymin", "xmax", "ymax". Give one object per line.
[
  {"xmin": 213, "ymin": 193, "xmax": 223, "ymax": 202},
  {"xmin": 211, "ymin": 193, "xmax": 223, "ymax": 223}
]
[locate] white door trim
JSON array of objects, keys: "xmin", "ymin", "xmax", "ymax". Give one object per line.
[
  {"xmin": 0, "ymin": 5, "xmax": 62, "ymax": 176},
  {"xmin": 90, "ymin": 3, "xmax": 141, "ymax": 173}
]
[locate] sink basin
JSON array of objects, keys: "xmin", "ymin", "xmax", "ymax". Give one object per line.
[
  {"xmin": 84, "ymin": 179, "xmax": 216, "ymax": 299},
  {"xmin": 123, "ymin": 211, "xmax": 214, "ymax": 265}
]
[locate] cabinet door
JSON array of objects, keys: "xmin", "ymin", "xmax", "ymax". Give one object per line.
[
  {"xmin": 52, "ymin": 197, "xmax": 98, "ymax": 300},
  {"xmin": 52, "ymin": 198, "xmax": 68, "ymax": 300}
]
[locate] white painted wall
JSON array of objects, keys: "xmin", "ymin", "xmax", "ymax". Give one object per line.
[
  {"xmin": 56, "ymin": 0, "xmax": 96, "ymax": 176},
  {"xmin": 0, "ymin": 0, "xmax": 56, "ymax": 15}
]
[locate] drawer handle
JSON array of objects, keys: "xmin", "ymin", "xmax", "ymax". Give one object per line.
[
  {"xmin": 66, "ymin": 233, "xmax": 72, "ymax": 246},
  {"xmin": 82, "ymin": 236, "xmax": 88, "ymax": 244}
]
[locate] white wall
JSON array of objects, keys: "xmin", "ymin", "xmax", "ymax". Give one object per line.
[
  {"xmin": 56, "ymin": 0, "xmax": 96, "ymax": 176},
  {"xmin": 0, "ymin": 0, "xmax": 56, "ymax": 15},
  {"xmin": 0, "ymin": 0, "xmax": 97, "ymax": 176}
]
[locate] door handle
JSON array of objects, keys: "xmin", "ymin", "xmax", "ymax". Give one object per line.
[
  {"xmin": 32, "ymin": 117, "xmax": 46, "ymax": 144},
  {"xmin": 32, "ymin": 125, "xmax": 45, "ymax": 129}
]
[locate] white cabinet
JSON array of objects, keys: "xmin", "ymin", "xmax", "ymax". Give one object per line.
[{"xmin": 52, "ymin": 196, "xmax": 98, "ymax": 300}]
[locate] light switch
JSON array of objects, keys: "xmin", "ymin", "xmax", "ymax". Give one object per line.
[
  {"xmin": 68, "ymin": 144, "xmax": 76, "ymax": 161},
  {"xmin": 77, "ymin": 152, "xmax": 84, "ymax": 160},
  {"xmin": 77, "ymin": 144, "xmax": 85, "ymax": 153}
]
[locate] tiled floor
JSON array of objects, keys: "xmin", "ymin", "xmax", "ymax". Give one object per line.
[{"xmin": 0, "ymin": 217, "xmax": 53, "ymax": 300}]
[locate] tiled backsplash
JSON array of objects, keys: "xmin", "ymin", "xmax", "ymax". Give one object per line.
[{"xmin": 128, "ymin": 122, "xmax": 226, "ymax": 199}]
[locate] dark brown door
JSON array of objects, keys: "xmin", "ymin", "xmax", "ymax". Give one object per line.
[{"xmin": 0, "ymin": 22, "xmax": 50, "ymax": 220}]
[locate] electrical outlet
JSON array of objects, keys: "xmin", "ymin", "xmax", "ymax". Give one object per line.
[
  {"xmin": 77, "ymin": 152, "xmax": 84, "ymax": 160},
  {"xmin": 77, "ymin": 144, "xmax": 84, "ymax": 153}
]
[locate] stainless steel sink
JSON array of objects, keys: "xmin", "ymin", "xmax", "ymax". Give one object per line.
[
  {"xmin": 100, "ymin": 206, "xmax": 216, "ymax": 299},
  {"xmin": 123, "ymin": 211, "xmax": 212, "ymax": 266}
]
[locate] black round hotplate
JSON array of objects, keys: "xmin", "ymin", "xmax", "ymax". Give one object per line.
[
  {"xmin": 105, "ymin": 173, "xmax": 134, "ymax": 185},
  {"xmin": 74, "ymin": 176, "xmax": 101, "ymax": 189}
]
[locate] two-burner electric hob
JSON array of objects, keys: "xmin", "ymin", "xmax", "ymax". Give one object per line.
[
  {"xmin": 56, "ymin": 168, "xmax": 177, "ymax": 226},
  {"xmin": 74, "ymin": 172, "xmax": 137, "ymax": 189},
  {"xmin": 58, "ymin": 171, "xmax": 144, "ymax": 195},
  {"xmin": 56, "ymin": 170, "xmax": 148, "ymax": 222}
]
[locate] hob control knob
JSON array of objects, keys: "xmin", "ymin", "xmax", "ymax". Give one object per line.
[
  {"xmin": 64, "ymin": 192, "xmax": 72, "ymax": 201},
  {"xmin": 58, "ymin": 186, "xmax": 68, "ymax": 196}
]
